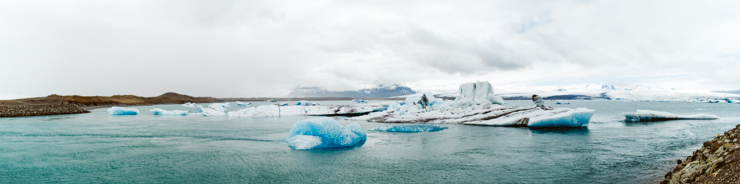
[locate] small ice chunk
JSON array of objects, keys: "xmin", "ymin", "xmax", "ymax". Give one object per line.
[
  {"xmin": 236, "ymin": 101, "xmax": 250, "ymax": 107},
  {"xmin": 182, "ymin": 102, "xmax": 196, "ymax": 108},
  {"xmin": 352, "ymin": 99, "xmax": 367, "ymax": 103},
  {"xmin": 107, "ymin": 107, "xmax": 139, "ymax": 115},
  {"xmin": 197, "ymin": 103, "xmax": 229, "ymax": 116},
  {"xmin": 623, "ymin": 110, "xmax": 719, "ymax": 122},
  {"xmin": 296, "ymin": 100, "xmax": 314, "ymax": 106},
  {"xmin": 287, "ymin": 117, "xmax": 366, "ymax": 150},
  {"xmin": 369, "ymin": 125, "xmax": 448, "ymax": 132},
  {"xmin": 150, "ymin": 108, "xmax": 188, "ymax": 116}
]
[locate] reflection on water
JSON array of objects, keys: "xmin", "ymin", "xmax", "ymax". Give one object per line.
[{"xmin": 0, "ymin": 101, "xmax": 739, "ymax": 183}]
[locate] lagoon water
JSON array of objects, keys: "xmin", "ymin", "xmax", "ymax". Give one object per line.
[{"xmin": 2, "ymin": 100, "xmax": 740, "ymax": 183}]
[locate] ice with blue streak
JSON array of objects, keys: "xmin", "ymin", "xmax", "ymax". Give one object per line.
[
  {"xmin": 527, "ymin": 108, "xmax": 595, "ymax": 128},
  {"xmin": 287, "ymin": 117, "xmax": 366, "ymax": 150},
  {"xmin": 150, "ymin": 108, "xmax": 188, "ymax": 116},
  {"xmin": 369, "ymin": 125, "xmax": 448, "ymax": 132},
  {"xmin": 107, "ymin": 107, "xmax": 139, "ymax": 115}
]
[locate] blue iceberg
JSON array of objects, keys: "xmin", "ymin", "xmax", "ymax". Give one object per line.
[
  {"xmin": 107, "ymin": 107, "xmax": 139, "ymax": 115},
  {"xmin": 369, "ymin": 125, "xmax": 448, "ymax": 132},
  {"xmin": 287, "ymin": 117, "xmax": 366, "ymax": 150},
  {"xmin": 150, "ymin": 108, "xmax": 188, "ymax": 116}
]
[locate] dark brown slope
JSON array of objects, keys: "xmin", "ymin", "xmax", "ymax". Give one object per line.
[
  {"xmin": 0, "ymin": 92, "xmax": 224, "ymax": 117},
  {"xmin": 661, "ymin": 124, "xmax": 740, "ymax": 184}
]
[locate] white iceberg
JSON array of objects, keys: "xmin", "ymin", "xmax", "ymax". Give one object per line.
[
  {"xmin": 455, "ymin": 81, "xmax": 505, "ymax": 106},
  {"xmin": 182, "ymin": 102, "xmax": 196, "ymax": 108},
  {"xmin": 197, "ymin": 103, "xmax": 229, "ymax": 116},
  {"xmin": 348, "ymin": 81, "xmax": 594, "ymax": 128},
  {"xmin": 150, "ymin": 108, "xmax": 188, "ymax": 116},
  {"xmin": 351, "ymin": 106, "xmax": 594, "ymax": 128},
  {"xmin": 369, "ymin": 125, "xmax": 448, "ymax": 132},
  {"xmin": 107, "ymin": 107, "xmax": 139, "ymax": 115},
  {"xmin": 623, "ymin": 110, "xmax": 719, "ymax": 122},
  {"xmin": 287, "ymin": 117, "xmax": 366, "ymax": 150},
  {"xmin": 555, "ymin": 101, "xmax": 570, "ymax": 104},
  {"xmin": 236, "ymin": 101, "xmax": 251, "ymax": 107},
  {"xmin": 228, "ymin": 104, "xmax": 385, "ymax": 117}
]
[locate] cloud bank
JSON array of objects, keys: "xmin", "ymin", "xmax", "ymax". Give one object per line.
[{"xmin": 1, "ymin": 0, "xmax": 739, "ymax": 99}]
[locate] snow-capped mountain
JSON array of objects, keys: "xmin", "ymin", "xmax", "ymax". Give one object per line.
[
  {"xmin": 584, "ymin": 84, "xmax": 616, "ymax": 90},
  {"xmin": 288, "ymin": 84, "xmax": 416, "ymax": 98}
]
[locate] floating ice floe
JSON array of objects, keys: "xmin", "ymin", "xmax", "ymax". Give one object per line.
[
  {"xmin": 287, "ymin": 117, "xmax": 366, "ymax": 150},
  {"xmin": 348, "ymin": 81, "xmax": 595, "ymax": 128},
  {"xmin": 182, "ymin": 102, "xmax": 196, "ymax": 108},
  {"xmin": 107, "ymin": 107, "xmax": 139, "ymax": 115},
  {"xmin": 295, "ymin": 100, "xmax": 316, "ymax": 106},
  {"xmin": 352, "ymin": 99, "xmax": 367, "ymax": 103},
  {"xmin": 369, "ymin": 125, "xmax": 448, "ymax": 132},
  {"xmin": 150, "ymin": 108, "xmax": 188, "ymax": 116},
  {"xmin": 236, "ymin": 101, "xmax": 250, "ymax": 107},
  {"xmin": 555, "ymin": 101, "xmax": 570, "ymax": 104},
  {"xmin": 197, "ymin": 103, "xmax": 229, "ymax": 116},
  {"xmin": 623, "ymin": 110, "xmax": 719, "ymax": 122},
  {"xmin": 228, "ymin": 104, "xmax": 385, "ymax": 117}
]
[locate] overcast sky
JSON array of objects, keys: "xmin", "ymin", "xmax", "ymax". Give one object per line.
[{"xmin": 1, "ymin": 0, "xmax": 739, "ymax": 99}]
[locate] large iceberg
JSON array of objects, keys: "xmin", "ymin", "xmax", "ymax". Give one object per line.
[
  {"xmin": 352, "ymin": 106, "xmax": 594, "ymax": 128},
  {"xmin": 286, "ymin": 117, "xmax": 366, "ymax": 150},
  {"xmin": 228, "ymin": 104, "xmax": 385, "ymax": 117},
  {"xmin": 455, "ymin": 81, "xmax": 505, "ymax": 107},
  {"xmin": 623, "ymin": 110, "xmax": 719, "ymax": 122},
  {"xmin": 150, "ymin": 108, "xmax": 188, "ymax": 116},
  {"xmin": 369, "ymin": 125, "xmax": 448, "ymax": 132},
  {"xmin": 107, "ymin": 107, "xmax": 139, "ymax": 115},
  {"xmin": 348, "ymin": 81, "xmax": 594, "ymax": 128}
]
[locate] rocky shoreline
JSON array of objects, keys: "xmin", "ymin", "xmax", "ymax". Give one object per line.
[
  {"xmin": 0, "ymin": 104, "xmax": 90, "ymax": 117},
  {"xmin": 661, "ymin": 124, "xmax": 740, "ymax": 184}
]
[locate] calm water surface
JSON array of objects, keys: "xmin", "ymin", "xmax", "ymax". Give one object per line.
[{"xmin": 1, "ymin": 100, "xmax": 739, "ymax": 183}]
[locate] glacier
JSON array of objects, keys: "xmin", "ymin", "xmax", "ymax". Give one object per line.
[
  {"xmin": 623, "ymin": 110, "xmax": 719, "ymax": 122},
  {"xmin": 348, "ymin": 81, "xmax": 595, "ymax": 128},
  {"xmin": 107, "ymin": 107, "xmax": 139, "ymax": 115},
  {"xmin": 286, "ymin": 117, "xmax": 366, "ymax": 150},
  {"xmin": 228, "ymin": 104, "xmax": 386, "ymax": 117},
  {"xmin": 150, "ymin": 108, "xmax": 188, "ymax": 116},
  {"xmin": 369, "ymin": 125, "xmax": 448, "ymax": 132}
]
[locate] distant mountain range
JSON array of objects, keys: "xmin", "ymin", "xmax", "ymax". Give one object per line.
[{"xmin": 288, "ymin": 84, "xmax": 416, "ymax": 98}]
